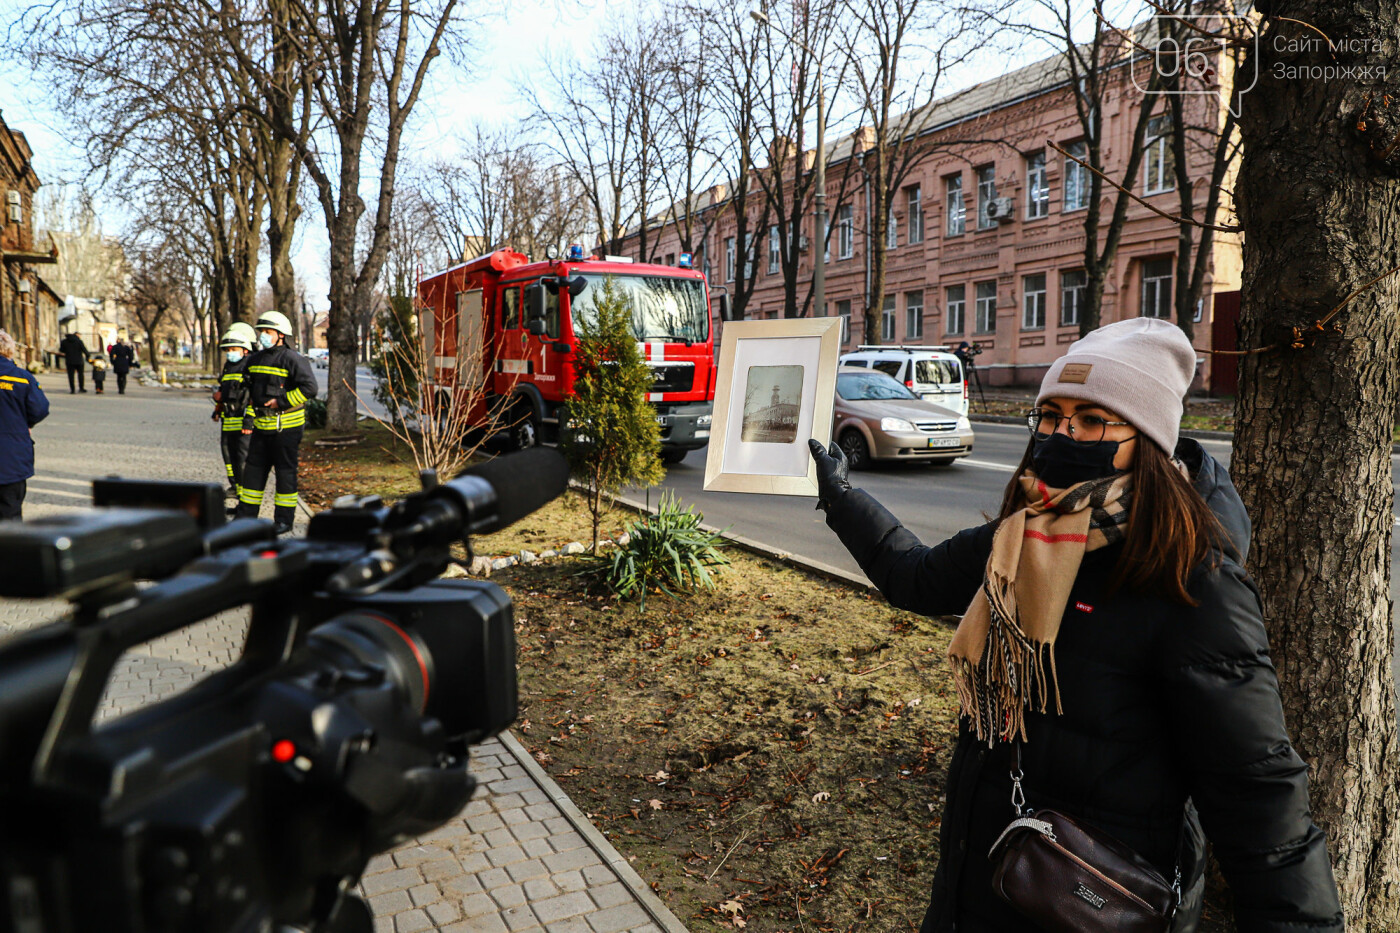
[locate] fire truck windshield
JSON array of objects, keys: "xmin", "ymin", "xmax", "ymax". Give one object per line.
[{"xmin": 568, "ymin": 274, "xmax": 709, "ymax": 343}]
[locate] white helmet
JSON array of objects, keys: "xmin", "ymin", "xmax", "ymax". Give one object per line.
[
  {"xmin": 219, "ymin": 327, "xmax": 253, "ymax": 352},
  {"xmin": 228, "ymin": 321, "xmax": 257, "ymax": 345},
  {"xmin": 255, "ymin": 310, "xmax": 294, "ymax": 338}
]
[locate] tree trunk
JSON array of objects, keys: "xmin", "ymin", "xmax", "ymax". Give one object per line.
[{"xmin": 1234, "ymin": 5, "xmax": 1400, "ymax": 927}]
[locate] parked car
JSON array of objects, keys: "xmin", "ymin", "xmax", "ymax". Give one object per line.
[
  {"xmin": 306, "ymin": 347, "xmax": 329, "ymax": 368},
  {"xmin": 832, "ymin": 366, "xmax": 974, "ymax": 468},
  {"xmin": 838, "ymin": 344, "xmax": 968, "ymax": 416}
]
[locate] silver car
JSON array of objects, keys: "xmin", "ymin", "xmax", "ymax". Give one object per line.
[{"xmin": 832, "ymin": 366, "xmax": 975, "ymax": 468}]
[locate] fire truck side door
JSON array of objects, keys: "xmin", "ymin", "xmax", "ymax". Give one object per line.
[{"xmin": 455, "ymin": 289, "xmax": 484, "ymax": 393}]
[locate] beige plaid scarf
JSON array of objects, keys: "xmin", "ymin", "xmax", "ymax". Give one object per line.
[{"xmin": 948, "ymin": 470, "xmax": 1133, "ymax": 746}]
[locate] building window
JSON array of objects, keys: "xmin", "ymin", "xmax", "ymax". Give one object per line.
[
  {"xmin": 837, "ymin": 205, "xmax": 854, "ymax": 260},
  {"xmin": 881, "ymin": 295, "xmax": 896, "ymax": 341},
  {"xmin": 946, "ymin": 285, "xmax": 965, "ymax": 335},
  {"xmin": 1144, "ymin": 115, "xmax": 1175, "ymax": 195},
  {"xmin": 1060, "ymin": 269, "xmax": 1087, "ymax": 327},
  {"xmin": 976, "ymin": 165, "xmax": 997, "ymax": 229},
  {"xmin": 945, "ymin": 174, "xmax": 965, "ymax": 237},
  {"xmin": 1022, "ymin": 273, "xmax": 1046, "ymax": 329},
  {"xmin": 768, "ymin": 225, "xmax": 780, "ymax": 274},
  {"xmin": 724, "ymin": 236, "xmax": 735, "ymax": 283},
  {"xmin": 886, "ymin": 209, "xmax": 898, "ymax": 250},
  {"xmin": 906, "ymin": 289, "xmax": 924, "ymax": 340},
  {"xmin": 1025, "ymin": 151, "xmax": 1048, "ymax": 219},
  {"xmin": 907, "ymin": 185, "xmax": 923, "ymax": 244},
  {"xmin": 974, "ymin": 280, "xmax": 997, "ymax": 334},
  {"xmin": 1141, "ymin": 258, "xmax": 1173, "ymax": 318},
  {"xmin": 837, "ymin": 298, "xmax": 852, "ymax": 343},
  {"xmin": 1063, "ymin": 141, "xmax": 1089, "ymax": 212}
]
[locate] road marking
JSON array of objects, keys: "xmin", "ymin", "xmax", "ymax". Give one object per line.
[
  {"xmin": 959, "ymin": 458, "xmax": 1017, "ymax": 473},
  {"xmin": 34, "ymin": 476, "xmax": 93, "ymax": 488},
  {"xmin": 27, "ymin": 484, "xmax": 90, "ymax": 501}
]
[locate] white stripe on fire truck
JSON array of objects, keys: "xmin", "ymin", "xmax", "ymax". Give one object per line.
[{"xmin": 435, "ymin": 355, "xmax": 456, "ymax": 368}]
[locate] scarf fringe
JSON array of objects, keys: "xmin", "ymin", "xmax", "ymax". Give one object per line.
[{"xmin": 954, "ymin": 570, "xmax": 1066, "ymax": 746}]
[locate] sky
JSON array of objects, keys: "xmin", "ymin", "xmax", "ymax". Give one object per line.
[{"xmin": 0, "ymin": 0, "xmax": 1089, "ymax": 310}]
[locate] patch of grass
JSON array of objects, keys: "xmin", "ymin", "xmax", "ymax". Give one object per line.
[
  {"xmin": 299, "ymin": 421, "xmax": 423, "ymax": 509},
  {"xmin": 500, "ymin": 551, "xmax": 962, "ymax": 932}
]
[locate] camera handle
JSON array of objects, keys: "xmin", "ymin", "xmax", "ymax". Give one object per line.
[{"xmin": 30, "ymin": 544, "xmax": 315, "ymax": 786}]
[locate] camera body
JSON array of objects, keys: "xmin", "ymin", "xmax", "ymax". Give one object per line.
[{"xmin": 0, "ymin": 449, "xmax": 568, "ymax": 933}]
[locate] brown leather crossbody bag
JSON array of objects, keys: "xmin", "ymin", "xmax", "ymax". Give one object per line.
[{"xmin": 988, "ymin": 745, "xmax": 1182, "ymax": 933}]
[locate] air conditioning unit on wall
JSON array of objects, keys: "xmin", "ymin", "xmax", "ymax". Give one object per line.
[
  {"xmin": 985, "ymin": 197, "xmax": 1014, "ymax": 223},
  {"xmin": 6, "ymin": 190, "xmax": 19, "ymax": 223}
]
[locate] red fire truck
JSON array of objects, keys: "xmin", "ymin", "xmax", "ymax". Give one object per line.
[{"xmin": 417, "ymin": 245, "xmax": 722, "ymax": 462}]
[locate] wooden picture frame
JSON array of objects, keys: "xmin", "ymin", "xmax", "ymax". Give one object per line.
[{"xmin": 703, "ymin": 317, "xmax": 842, "ymax": 495}]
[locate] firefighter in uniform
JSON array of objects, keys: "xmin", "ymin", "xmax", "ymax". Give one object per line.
[
  {"xmin": 235, "ymin": 311, "xmax": 317, "ymax": 534},
  {"xmin": 212, "ymin": 322, "xmax": 256, "ymax": 502}
]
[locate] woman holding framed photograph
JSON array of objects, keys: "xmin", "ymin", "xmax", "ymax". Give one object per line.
[{"xmin": 808, "ymin": 319, "xmax": 1342, "ymax": 932}]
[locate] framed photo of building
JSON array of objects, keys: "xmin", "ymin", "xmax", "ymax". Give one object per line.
[{"xmin": 703, "ymin": 317, "xmax": 842, "ymax": 495}]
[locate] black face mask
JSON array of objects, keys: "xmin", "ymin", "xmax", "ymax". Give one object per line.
[{"xmin": 1030, "ymin": 431, "xmax": 1123, "ymax": 488}]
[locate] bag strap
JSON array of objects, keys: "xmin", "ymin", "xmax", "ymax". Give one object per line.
[{"xmin": 1009, "ymin": 740, "xmax": 1183, "ymax": 905}]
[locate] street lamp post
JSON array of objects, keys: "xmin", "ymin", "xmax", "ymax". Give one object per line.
[{"xmin": 751, "ymin": 10, "xmax": 826, "ymax": 319}]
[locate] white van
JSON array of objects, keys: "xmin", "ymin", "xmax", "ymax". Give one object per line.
[{"xmin": 837, "ymin": 345, "xmax": 968, "ymax": 416}]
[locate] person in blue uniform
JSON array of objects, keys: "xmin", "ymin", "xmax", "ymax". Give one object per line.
[{"xmin": 0, "ymin": 329, "xmax": 51, "ymax": 519}]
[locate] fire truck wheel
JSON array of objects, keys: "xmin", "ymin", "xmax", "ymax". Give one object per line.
[{"xmin": 507, "ymin": 406, "xmax": 539, "ymax": 451}]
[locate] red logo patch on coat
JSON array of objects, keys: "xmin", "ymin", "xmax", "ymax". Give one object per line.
[{"xmin": 1075, "ymin": 601, "xmax": 1094, "ymax": 613}]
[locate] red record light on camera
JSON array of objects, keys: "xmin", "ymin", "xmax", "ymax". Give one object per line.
[{"xmin": 271, "ymin": 740, "xmax": 296, "ymax": 763}]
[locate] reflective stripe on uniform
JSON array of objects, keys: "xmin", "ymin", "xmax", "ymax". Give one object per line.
[
  {"xmin": 253, "ymin": 411, "xmax": 307, "ymax": 431},
  {"xmin": 238, "ymin": 488, "xmax": 264, "ymax": 505},
  {"xmin": 0, "ymin": 375, "xmax": 28, "ymax": 384},
  {"xmin": 286, "ymin": 388, "xmax": 306, "ymax": 406},
  {"xmin": 225, "ymin": 463, "xmax": 234, "ymax": 478},
  {"xmin": 222, "ymin": 418, "xmax": 244, "ymax": 430},
  {"xmin": 247, "ymin": 365, "xmax": 290, "ymax": 377},
  {"xmin": 273, "ymin": 493, "xmax": 298, "ymax": 508},
  {"xmin": 222, "ymin": 372, "xmax": 243, "ymax": 382}
]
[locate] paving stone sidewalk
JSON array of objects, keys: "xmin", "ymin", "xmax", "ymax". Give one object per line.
[{"xmin": 2, "ymin": 382, "xmax": 688, "ymax": 933}]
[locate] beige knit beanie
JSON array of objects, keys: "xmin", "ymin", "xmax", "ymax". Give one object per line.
[{"xmin": 1036, "ymin": 318, "xmax": 1198, "ymax": 453}]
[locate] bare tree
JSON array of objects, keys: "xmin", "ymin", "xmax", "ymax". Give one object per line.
[
  {"xmin": 838, "ymin": 0, "xmax": 982, "ymax": 342},
  {"xmin": 203, "ymin": 0, "xmax": 466, "ymax": 435},
  {"xmin": 1235, "ymin": 2, "xmax": 1400, "ymax": 926},
  {"xmin": 122, "ymin": 236, "xmax": 187, "ymax": 368}
]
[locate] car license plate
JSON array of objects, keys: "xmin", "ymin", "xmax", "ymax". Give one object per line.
[
  {"xmin": 655, "ymin": 415, "xmax": 670, "ymax": 426},
  {"xmin": 927, "ymin": 437, "xmax": 961, "ymax": 448}
]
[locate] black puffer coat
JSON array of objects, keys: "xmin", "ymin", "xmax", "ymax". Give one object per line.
[{"xmin": 822, "ymin": 440, "xmax": 1343, "ymax": 933}]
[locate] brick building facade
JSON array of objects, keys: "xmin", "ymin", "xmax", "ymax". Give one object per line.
[
  {"xmin": 621, "ymin": 46, "xmax": 1241, "ymax": 389},
  {"xmin": 0, "ymin": 111, "xmax": 58, "ymax": 370}
]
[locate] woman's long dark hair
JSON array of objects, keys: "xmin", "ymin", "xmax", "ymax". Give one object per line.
[{"xmin": 997, "ymin": 436, "xmax": 1223, "ymax": 606}]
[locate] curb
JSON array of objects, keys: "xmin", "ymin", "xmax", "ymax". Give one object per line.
[{"xmin": 496, "ymin": 730, "xmax": 691, "ymax": 933}]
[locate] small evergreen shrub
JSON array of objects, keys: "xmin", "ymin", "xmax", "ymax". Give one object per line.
[
  {"xmin": 305, "ymin": 397, "xmax": 328, "ymax": 429},
  {"xmin": 596, "ymin": 492, "xmax": 729, "ymax": 610}
]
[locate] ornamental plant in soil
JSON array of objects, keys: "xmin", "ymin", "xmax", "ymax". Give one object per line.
[{"xmin": 593, "ymin": 490, "xmax": 729, "ymax": 610}]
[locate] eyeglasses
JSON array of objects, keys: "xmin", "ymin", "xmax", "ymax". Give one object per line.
[{"xmin": 1025, "ymin": 409, "xmax": 1134, "ymax": 445}]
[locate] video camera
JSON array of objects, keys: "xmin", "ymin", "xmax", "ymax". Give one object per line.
[{"xmin": 0, "ymin": 448, "xmax": 570, "ymax": 933}]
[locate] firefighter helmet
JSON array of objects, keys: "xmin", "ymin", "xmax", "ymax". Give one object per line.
[
  {"xmin": 255, "ymin": 310, "xmax": 294, "ymax": 338},
  {"xmin": 229, "ymin": 321, "xmax": 257, "ymax": 345},
  {"xmin": 219, "ymin": 326, "xmax": 254, "ymax": 351}
]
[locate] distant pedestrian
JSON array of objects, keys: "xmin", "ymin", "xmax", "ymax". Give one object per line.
[
  {"xmin": 109, "ymin": 340, "xmax": 134, "ymax": 394},
  {"xmin": 90, "ymin": 353, "xmax": 108, "ymax": 395},
  {"xmin": 0, "ymin": 329, "xmax": 50, "ymax": 520},
  {"xmin": 59, "ymin": 330, "xmax": 89, "ymax": 394}
]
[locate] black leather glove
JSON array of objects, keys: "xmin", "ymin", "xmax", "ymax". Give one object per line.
[{"xmin": 808, "ymin": 438, "xmax": 851, "ymax": 512}]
